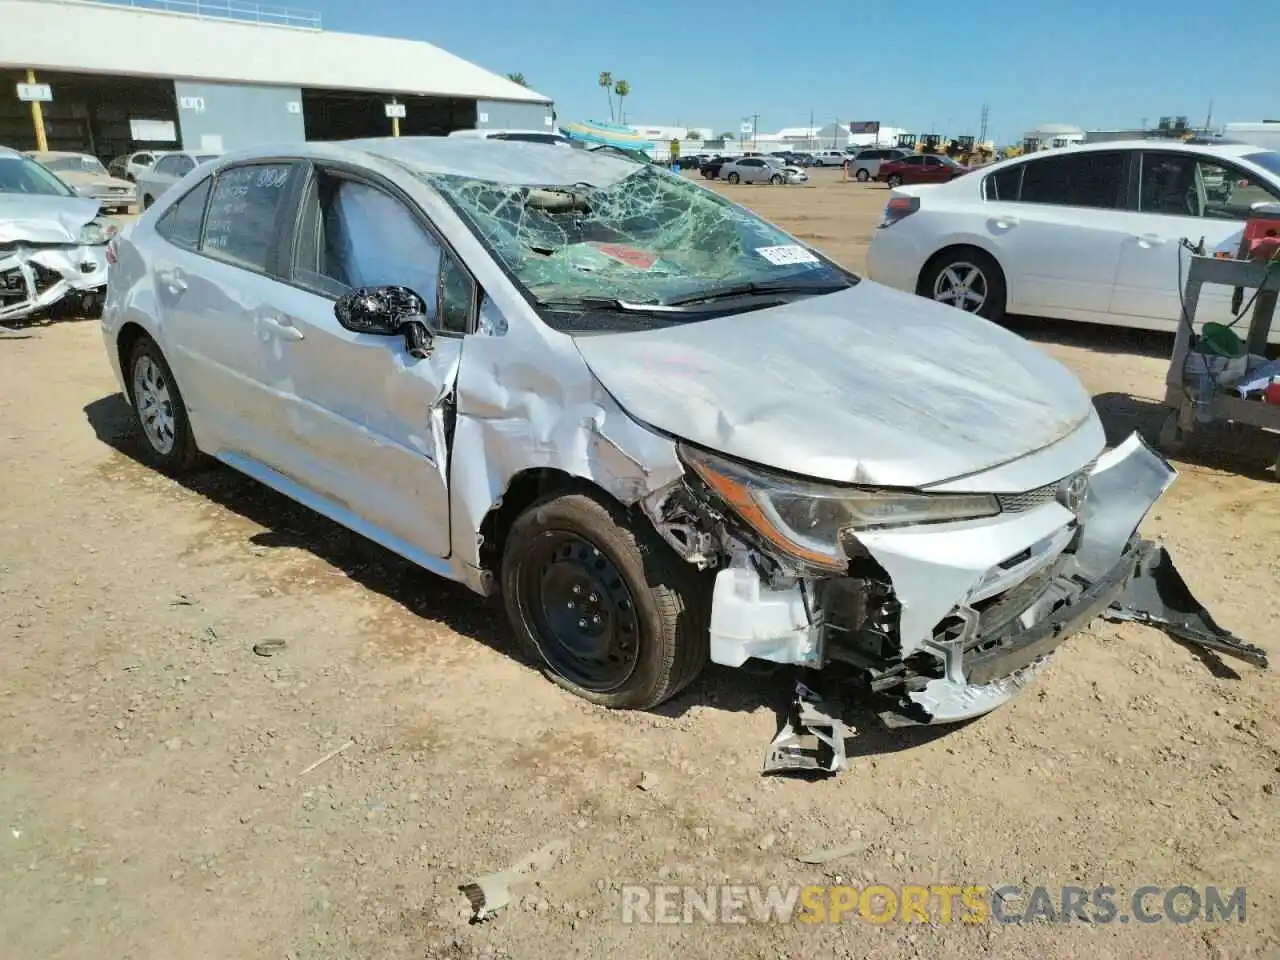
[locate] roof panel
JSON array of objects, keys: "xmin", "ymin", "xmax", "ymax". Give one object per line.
[{"xmin": 0, "ymin": 0, "xmax": 551, "ymax": 103}]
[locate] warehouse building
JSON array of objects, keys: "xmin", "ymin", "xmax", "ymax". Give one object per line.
[{"xmin": 0, "ymin": 0, "xmax": 553, "ymax": 160}]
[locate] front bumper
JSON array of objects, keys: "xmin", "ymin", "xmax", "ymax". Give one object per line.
[
  {"xmin": 0, "ymin": 243, "xmax": 110, "ymax": 322},
  {"xmin": 707, "ymin": 432, "xmax": 1180, "ymax": 724}
]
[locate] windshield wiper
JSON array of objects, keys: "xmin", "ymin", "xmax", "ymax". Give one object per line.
[
  {"xmin": 661, "ymin": 278, "xmax": 853, "ymax": 307},
  {"xmin": 541, "ymin": 296, "xmax": 697, "ymax": 314}
]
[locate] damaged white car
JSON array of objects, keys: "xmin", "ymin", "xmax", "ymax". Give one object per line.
[
  {"xmin": 1, "ymin": 145, "xmax": 117, "ymax": 323},
  {"xmin": 102, "ymin": 139, "xmax": 1264, "ymax": 739}
]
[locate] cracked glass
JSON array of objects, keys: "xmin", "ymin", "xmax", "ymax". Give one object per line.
[{"xmin": 422, "ymin": 165, "xmax": 847, "ymax": 322}]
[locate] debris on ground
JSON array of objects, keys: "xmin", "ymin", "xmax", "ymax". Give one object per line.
[
  {"xmin": 796, "ymin": 840, "xmax": 868, "ymax": 865},
  {"xmin": 635, "ymin": 771, "xmax": 658, "ymax": 792},
  {"xmin": 293, "ymin": 739, "xmax": 354, "ymax": 782},
  {"xmin": 460, "ymin": 840, "xmax": 570, "ymax": 922},
  {"xmin": 252, "ymin": 638, "xmax": 288, "ymax": 657},
  {"xmin": 762, "ymin": 681, "xmax": 852, "ymax": 775}
]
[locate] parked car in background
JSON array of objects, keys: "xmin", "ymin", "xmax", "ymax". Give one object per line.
[
  {"xmin": 875, "ymin": 153, "xmax": 970, "ymax": 187},
  {"xmin": 0, "ymin": 146, "xmax": 116, "ymax": 321},
  {"xmin": 137, "ymin": 150, "xmax": 221, "ymax": 208},
  {"xmin": 811, "ymin": 149, "xmax": 855, "ymax": 167},
  {"xmin": 24, "ymin": 151, "xmax": 136, "ymax": 214},
  {"xmin": 789, "ymin": 152, "xmax": 815, "ymax": 167},
  {"xmin": 866, "ymin": 139, "xmax": 1280, "ymax": 339},
  {"xmin": 101, "ymin": 136, "xmax": 1192, "ymax": 728},
  {"xmin": 108, "ymin": 150, "xmax": 162, "ymax": 183},
  {"xmin": 849, "ymin": 147, "xmax": 910, "ymax": 182},
  {"xmin": 699, "ymin": 155, "xmax": 733, "ymax": 179},
  {"xmin": 719, "ymin": 156, "xmax": 798, "ymax": 184}
]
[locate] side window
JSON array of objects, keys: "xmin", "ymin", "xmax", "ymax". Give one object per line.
[
  {"xmin": 174, "ymin": 155, "xmax": 195, "ymax": 177},
  {"xmin": 297, "ymin": 174, "xmax": 474, "ymax": 335},
  {"xmin": 155, "ymin": 176, "xmax": 212, "ymax": 250},
  {"xmin": 1139, "ymin": 152, "xmax": 1280, "ymax": 220},
  {"xmin": 136, "ymin": 153, "xmax": 154, "ymax": 166},
  {"xmin": 153, "ymin": 156, "xmax": 177, "ymax": 176},
  {"xmin": 200, "ymin": 162, "xmax": 296, "ymax": 272},
  {"xmin": 1020, "ymin": 151, "xmax": 1126, "ymax": 209},
  {"xmin": 984, "ymin": 164, "xmax": 1024, "ymax": 201}
]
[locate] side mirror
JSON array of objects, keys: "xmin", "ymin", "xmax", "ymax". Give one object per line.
[{"xmin": 334, "ymin": 285, "xmax": 436, "ymax": 359}]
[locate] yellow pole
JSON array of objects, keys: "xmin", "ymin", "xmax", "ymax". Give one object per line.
[{"xmin": 27, "ymin": 68, "xmax": 48, "ymax": 152}]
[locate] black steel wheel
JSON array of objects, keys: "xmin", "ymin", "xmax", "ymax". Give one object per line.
[
  {"xmin": 501, "ymin": 490, "xmax": 708, "ymax": 709},
  {"xmin": 887, "ymin": 173, "xmax": 903, "ymax": 187}
]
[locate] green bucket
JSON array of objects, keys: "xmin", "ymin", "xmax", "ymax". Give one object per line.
[{"xmin": 1200, "ymin": 322, "xmax": 1245, "ymax": 358}]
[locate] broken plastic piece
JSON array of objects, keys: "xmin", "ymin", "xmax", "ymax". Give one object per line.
[
  {"xmin": 762, "ymin": 681, "xmax": 852, "ymax": 775},
  {"xmin": 459, "ymin": 839, "xmax": 569, "ymax": 922},
  {"xmin": 1105, "ymin": 545, "xmax": 1269, "ymax": 668}
]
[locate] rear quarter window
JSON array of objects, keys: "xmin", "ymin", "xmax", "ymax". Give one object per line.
[
  {"xmin": 984, "ymin": 164, "xmax": 1024, "ymax": 200},
  {"xmin": 155, "ymin": 177, "xmax": 212, "ymax": 250}
]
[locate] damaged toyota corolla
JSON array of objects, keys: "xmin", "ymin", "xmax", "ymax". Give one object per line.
[
  {"xmin": 1, "ymin": 146, "xmax": 117, "ymax": 324},
  {"xmin": 103, "ymin": 138, "xmax": 1264, "ymax": 739}
]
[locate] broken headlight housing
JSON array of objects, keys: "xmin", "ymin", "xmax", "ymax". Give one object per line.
[
  {"xmin": 680, "ymin": 445, "xmax": 1000, "ymax": 571},
  {"xmin": 77, "ymin": 220, "xmax": 118, "ymax": 246}
]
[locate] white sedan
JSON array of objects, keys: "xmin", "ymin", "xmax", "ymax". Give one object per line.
[
  {"xmin": 866, "ymin": 139, "xmax": 1280, "ymax": 341},
  {"xmin": 719, "ymin": 157, "xmax": 806, "ymax": 185}
]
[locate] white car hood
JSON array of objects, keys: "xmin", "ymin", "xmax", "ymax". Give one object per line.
[
  {"xmin": 0, "ymin": 194, "xmax": 103, "ymax": 244},
  {"xmin": 573, "ymin": 281, "xmax": 1095, "ymax": 488}
]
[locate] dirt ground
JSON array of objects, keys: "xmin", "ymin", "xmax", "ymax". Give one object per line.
[{"xmin": 2, "ymin": 168, "xmax": 1278, "ymax": 960}]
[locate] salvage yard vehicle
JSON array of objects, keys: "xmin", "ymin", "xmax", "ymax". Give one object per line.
[
  {"xmin": 866, "ymin": 139, "xmax": 1280, "ymax": 338},
  {"xmin": 136, "ymin": 150, "xmax": 221, "ymax": 209},
  {"xmin": 108, "ymin": 150, "xmax": 160, "ymax": 183},
  {"xmin": 101, "ymin": 139, "xmax": 1256, "ymax": 733},
  {"xmin": 1, "ymin": 145, "xmax": 116, "ymax": 322},
  {"xmin": 875, "ymin": 152, "xmax": 970, "ymax": 187},
  {"xmin": 719, "ymin": 156, "xmax": 800, "ymax": 185},
  {"xmin": 25, "ymin": 150, "xmax": 137, "ymax": 214}
]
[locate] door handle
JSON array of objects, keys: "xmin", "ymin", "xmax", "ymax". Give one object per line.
[
  {"xmin": 261, "ymin": 315, "xmax": 304, "ymax": 341},
  {"xmin": 1135, "ymin": 234, "xmax": 1167, "ymax": 246}
]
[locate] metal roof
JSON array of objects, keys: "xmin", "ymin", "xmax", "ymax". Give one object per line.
[{"xmin": 0, "ymin": 0, "xmax": 551, "ymax": 104}]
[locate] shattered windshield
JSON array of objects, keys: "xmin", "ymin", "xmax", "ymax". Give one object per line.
[
  {"xmin": 423, "ymin": 165, "xmax": 852, "ymax": 322},
  {"xmin": 0, "ymin": 157, "xmax": 76, "ymax": 197}
]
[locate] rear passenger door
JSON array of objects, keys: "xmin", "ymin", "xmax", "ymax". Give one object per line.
[
  {"xmin": 980, "ymin": 150, "xmax": 1132, "ymax": 317},
  {"xmin": 151, "ymin": 159, "xmax": 304, "ymax": 465},
  {"xmin": 257, "ymin": 163, "xmax": 476, "ymax": 560}
]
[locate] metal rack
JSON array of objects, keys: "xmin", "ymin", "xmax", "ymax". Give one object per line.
[{"xmin": 1159, "ymin": 253, "xmax": 1280, "ymax": 473}]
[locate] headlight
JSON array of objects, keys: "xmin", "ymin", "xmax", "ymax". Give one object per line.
[
  {"xmin": 680, "ymin": 445, "xmax": 1000, "ymax": 570},
  {"xmin": 77, "ymin": 220, "xmax": 118, "ymax": 246}
]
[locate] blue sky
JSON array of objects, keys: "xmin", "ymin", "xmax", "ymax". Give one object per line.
[{"xmin": 315, "ymin": 0, "xmax": 1271, "ymax": 144}]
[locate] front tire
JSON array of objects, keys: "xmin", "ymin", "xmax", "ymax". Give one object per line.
[
  {"xmin": 127, "ymin": 337, "xmax": 202, "ymax": 473},
  {"xmin": 918, "ymin": 248, "xmax": 1007, "ymax": 321},
  {"xmin": 726, "ymin": 172, "xmax": 740, "ymax": 184},
  {"xmin": 855, "ymin": 168, "xmax": 870, "ymax": 182},
  {"xmin": 770, "ymin": 173, "xmax": 784, "ymax": 185},
  {"xmin": 501, "ymin": 491, "xmax": 708, "ymax": 709}
]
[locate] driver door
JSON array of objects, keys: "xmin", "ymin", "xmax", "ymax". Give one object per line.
[{"xmin": 263, "ymin": 164, "xmax": 478, "ymax": 560}]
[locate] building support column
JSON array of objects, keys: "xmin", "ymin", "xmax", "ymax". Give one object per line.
[{"xmin": 27, "ymin": 68, "xmax": 48, "ymax": 151}]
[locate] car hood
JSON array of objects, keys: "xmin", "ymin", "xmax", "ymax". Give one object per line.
[
  {"xmin": 0, "ymin": 194, "xmax": 103, "ymax": 244},
  {"xmin": 572, "ymin": 281, "xmax": 1095, "ymax": 488},
  {"xmin": 60, "ymin": 172, "xmax": 132, "ymax": 191}
]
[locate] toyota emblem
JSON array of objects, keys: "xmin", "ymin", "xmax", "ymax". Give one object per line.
[{"xmin": 1057, "ymin": 472, "xmax": 1089, "ymax": 513}]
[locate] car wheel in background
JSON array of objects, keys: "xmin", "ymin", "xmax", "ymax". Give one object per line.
[
  {"xmin": 770, "ymin": 173, "xmax": 784, "ymax": 185},
  {"xmin": 856, "ymin": 168, "xmax": 870, "ymax": 182},
  {"xmin": 127, "ymin": 337, "xmax": 202, "ymax": 473},
  {"xmin": 142, "ymin": 195, "xmax": 154, "ymax": 209},
  {"xmin": 500, "ymin": 490, "xmax": 709, "ymax": 710},
  {"xmin": 887, "ymin": 174, "xmax": 903, "ymax": 187},
  {"xmin": 726, "ymin": 172, "xmax": 740, "ymax": 183},
  {"xmin": 918, "ymin": 247, "xmax": 1007, "ymax": 322}
]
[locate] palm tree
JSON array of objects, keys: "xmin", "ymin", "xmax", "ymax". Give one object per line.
[
  {"xmin": 598, "ymin": 71, "xmax": 614, "ymax": 121},
  {"xmin": 506, "ymin": 72, "xmax": 528, "ymax": 87},
  {"xmin": 613, "ymin": 80, "xmax": 630, "ymax": 123}
]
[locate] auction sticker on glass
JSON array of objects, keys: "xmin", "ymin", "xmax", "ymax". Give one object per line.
[{"xmin": 755, "ymin": 244, "xmax": 819, "ymax": 266}]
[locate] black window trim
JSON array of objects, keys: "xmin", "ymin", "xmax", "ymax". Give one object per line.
[{"xmin": 281, "ymin": 159, "xmax": 480, "ymax": 338}]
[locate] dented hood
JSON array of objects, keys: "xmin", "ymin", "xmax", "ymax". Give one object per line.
[
  {"xmin": 572, "ymin": 281, "xmax": 1094, "ymax": 488},
  {"xmin": 0, "ymin": 194, "xmax": 103, "ymax": 244}
]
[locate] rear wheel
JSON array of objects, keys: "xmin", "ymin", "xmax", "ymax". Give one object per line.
[
  {"xmin": 127, "ymin": 337, "xmax": 202, "ymax": 473},
  {"xmin": 500, "ymin": 490, "xmax": 708, "ymax": 709},
  {"xmin": 919, "ymin": 248, "xmax": 1007, "ymax": 321},
  {"xmin": 726, "ymin": 172, "xmax": 740, "ymax": 184},
  {"xmin": 887, "ymin": 173, "xmax": 903, "ymax": 187}
]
